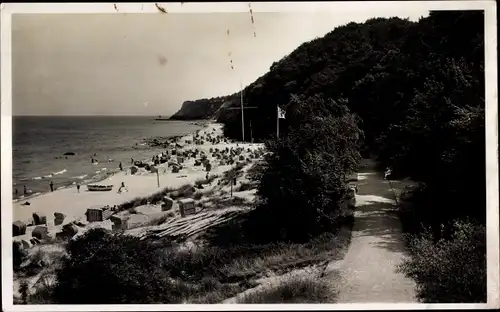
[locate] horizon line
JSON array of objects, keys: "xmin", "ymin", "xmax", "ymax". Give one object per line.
[{"xmin": 12, "ymin": 114, "xmax": 174, "ymax": 117}]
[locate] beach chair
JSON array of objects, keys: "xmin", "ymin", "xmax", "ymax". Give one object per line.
[{"xmin": 13, "ymin": 221, "xmax": 27, "ymax": 237}]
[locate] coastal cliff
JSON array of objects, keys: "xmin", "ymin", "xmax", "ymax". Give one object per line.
[{"xmin": 169, "ymin": 95, "xmax": 237, "ymax": 120}]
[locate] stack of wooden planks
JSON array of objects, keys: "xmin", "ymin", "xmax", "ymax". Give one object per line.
[{"xmin": 137, "ymin": 207, "xmax": 247, "ymax": 241}]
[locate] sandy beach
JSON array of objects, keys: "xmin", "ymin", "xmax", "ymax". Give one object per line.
[{"xmin": 12, "ymin": 122, "xmax": 264, "ymax": 232}]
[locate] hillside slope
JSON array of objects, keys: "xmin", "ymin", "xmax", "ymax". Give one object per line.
[
  {"xmin": 217, "ymin": 12, "xmax": 483, "ymax": 148},
  {"xmin": 169, "ymin": 94, "xmax": 238, "ymax": 120},
  {"xmin": 218, "ymin": 10, "xmax": 486, "ymax": 229}
]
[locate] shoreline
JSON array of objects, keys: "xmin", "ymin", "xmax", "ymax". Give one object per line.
[
  {"xmin": 12, "ymin": 122, "xmax": 212, "ymax": 203},
  {"xmin": 12, "ymin": 122, "xmax": 263, "ymax": 227}
]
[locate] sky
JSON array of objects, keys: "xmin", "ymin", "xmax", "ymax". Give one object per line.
[{"xmin": 12, "ymin": 9, "xmax": 429, "ymax": 116}]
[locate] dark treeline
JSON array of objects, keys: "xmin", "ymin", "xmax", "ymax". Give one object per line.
[
  {"xmin": 217, "ymin": 11, "xmax": 486, "ymax": 302},
  {"xmin": 219, "ymin": 11, "xmax": 485, "ymax": 232}
]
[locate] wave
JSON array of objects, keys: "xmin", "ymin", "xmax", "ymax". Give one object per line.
[
  {"xmin": 32, "ymin": 176, "xmax": 42, "ymax": 180},
  {"xmin": 53, "ymin": 169, "xmax": 68, "ymax": 175},
  {"xmin": 72, "ymin": 174, "xmax": 88, "ymax": 180},
  {"xmin": 43, "ymin": 174, "xmax": 53, "ymax": 178}
]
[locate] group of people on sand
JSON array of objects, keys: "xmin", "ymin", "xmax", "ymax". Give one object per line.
[
  {"xmin": 14, "ymin": 185, "xmax": 30, "ymax": 196},
  {"xmin": 15, "ymin": 150, "xmax": 151, "ymax": 200}
]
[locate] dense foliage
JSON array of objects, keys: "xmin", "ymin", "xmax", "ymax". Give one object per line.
[
  {"xmin": 52, "ymin": 229, "xmax": 178, "ymax": 304},
  {"xmin": 242, "ymin": 95, "xmax": 362, "ymax": 242},
  {"xmin": 398, "ymin": 220, "xmax": 486, "ymax": 303},
  {"xmin": 218, "ymin": 11, "xmax": 485, "ymax": 232},
  {"xmin": 215, "ymin": 10, "xmax": 486, "ymax": 302}
]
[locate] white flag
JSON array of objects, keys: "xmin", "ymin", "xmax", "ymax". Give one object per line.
[{"xmin": 278, "ymin": 106, "xmax": 286, "ymax": 119}]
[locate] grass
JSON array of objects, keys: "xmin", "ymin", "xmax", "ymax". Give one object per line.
[
  {"xmin": 217, "ymin": 226, "xmax": 352, "ymax": 282},
  {"xmin": 194, "ymin": 174, "xmax": 218, "ymax": 187},
  {"xmin": 236, "ymin": 182, "xmax": 257, "ymax": 192},
  {"xmin": 201, "ymin": 196, "xmax": 249, "ymax": 211},
  {"xmin": 156, "ymin": 219, "xmax": 352, "ymax": 296},
  {"xmin": 22, "ymin": 208, "xmax": 353, "ymax": 304},
  {"xmin": 167, "ymin": 227, "xmax": 350, "ymax": 303},
  {"xmin": 129, "ymin": 212, "xmax": 175, "ymax": 229},
  {"xmin": 236, "ymin": 276, "xmax": 332, "ymax": 303},
  {"xmin": 118, "ymin": 182, "xmax": 200, "ymax": 212},
  {"xmin": 15, "ymin": 244, "xmax": 66, "ymax": 277}
]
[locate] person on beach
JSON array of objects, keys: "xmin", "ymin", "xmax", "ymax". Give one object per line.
[
  {"xmin": 50, "ymin": 181, "xmax": 54, "ymax": 192},
  {"xmin": 76, "ymin": 183, "xmax": 81, "ymax": 193},
  {"xmin": 119, "ymin": 162, "xmax": 123, "ymax": 171},
  {"xmin": 384, "ymin": 167, "xmax": 392, "ymax": 180},
  {"xmin": 131, "ymin": 157, "xmax": 134, "ymax": 164},
  {"xmin": 23, "ymin": 185, "xmax": 27, "ymax": 195},
  {"xmin": 118, "ymin": 182, "xmax": 128, "ymax": 194}
]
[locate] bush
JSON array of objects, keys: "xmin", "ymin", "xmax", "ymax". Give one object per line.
[
  {"xmin": 398, "ymin": 220, "xmax": 486, "ymax": 303},
  {"xmin": 52, "ymin": 228, "xmax": 178, "ymax": 304},
  {"xmin": 193, "ymin": 191, "xmax": 203, "ymax": 200},
  {"xmin": 246, "ymin": 95, "xmax": 362, "ymax": 243}
]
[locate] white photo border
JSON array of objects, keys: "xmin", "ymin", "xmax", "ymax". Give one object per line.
[{"xmin": 1, "ymin": 1, "xmax": 498, "ymax": 311}]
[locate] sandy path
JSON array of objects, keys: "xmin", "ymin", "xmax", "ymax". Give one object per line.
[{"xmin": 334, "ymin": 160, "xmax": 417, "ymax": 303}]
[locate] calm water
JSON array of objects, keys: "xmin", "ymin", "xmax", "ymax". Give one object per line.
[{"xmin": 12, "ymin": 116, "xmax": 202, "ymax": 197}]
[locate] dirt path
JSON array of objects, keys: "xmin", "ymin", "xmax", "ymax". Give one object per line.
[{"xmin": 333, "ymin": 160, "xmax": 417, "ymax": 303}]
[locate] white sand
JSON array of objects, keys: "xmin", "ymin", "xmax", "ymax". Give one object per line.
[{"xmin": 12, "ymin": 123, "xmax": 265, "ymax": 228}]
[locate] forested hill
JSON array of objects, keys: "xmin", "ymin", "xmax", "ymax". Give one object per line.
[
  {"xmin": 219, "ymin": 10, "xmax": 486, "ymax": 227},
  {"xmin": 169, "ymin": 94, "xmax": 237, "ymax": 120},
  {"xmin": 217, "ymin": 11, "xmax": 483, "ymax": 148}
]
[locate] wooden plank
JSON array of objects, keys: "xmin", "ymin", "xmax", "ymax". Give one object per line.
[
  {"xmin": 165, "ymin": 216, "xmax": 216, "ymax": 236},
  {"xmin": 183, "ymin": 213, "xmax": 241, "ymax": 238},
  {"xmin": 174, "ymin": 215, "xmax": 219, "ymax": 235},
  {"xmin": 181, "ymin": 212, "xmax": 239, "ymax": 236},
  {"xmin": 158, "ymin": 214, "xmax": 219, "ymax": 237}
]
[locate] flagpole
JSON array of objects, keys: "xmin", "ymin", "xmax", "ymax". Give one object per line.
[
  {"xmin": 240, "ymin": 80, "xmax": 245, "ymax": 142},
  {"xmin": 250, "ymin": 119, "xmax": 253, "ymax": 143}
]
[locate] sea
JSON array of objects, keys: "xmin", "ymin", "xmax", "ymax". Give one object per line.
[{"xmin": 12, "ymin": 116, "xmax": 203, "ymax": 199}]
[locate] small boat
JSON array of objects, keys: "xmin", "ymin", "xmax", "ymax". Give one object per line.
[
  {"xmin": 87, "ymin": 184, "xmax": 114, "ymax": 192},
  {"xmin": 155, "ymin": 114, "xmax": 170, "ymax": 121}
]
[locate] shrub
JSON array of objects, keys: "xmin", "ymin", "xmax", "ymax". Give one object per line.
[
  {"xmin": 398, "ymin": 220, "xmax": 486, "ymax": 303},
  {"xmin": 246, "ymin": 95, "xmax": 362, "ymax": 243},
  {"xmin": 193, "ymin": 192, "xmax": 203, "ymax": 200},
  {"xmin": 52, "ymin": 228, "xmax": 178, "ymax": 304}
]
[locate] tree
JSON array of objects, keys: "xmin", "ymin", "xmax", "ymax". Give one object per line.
[{"xmin": 246, "ymin": 95, "xmax": 362, "ymax": 242}]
